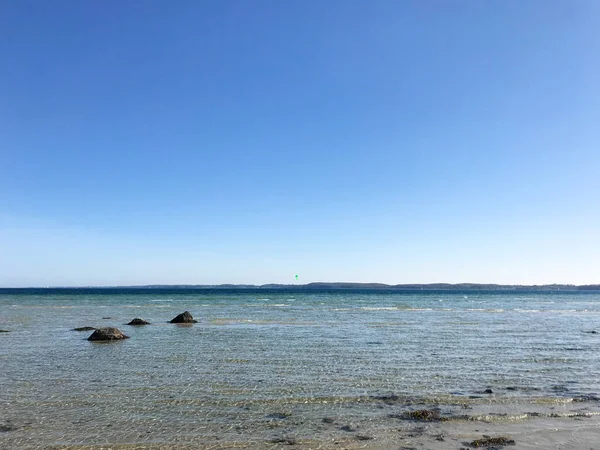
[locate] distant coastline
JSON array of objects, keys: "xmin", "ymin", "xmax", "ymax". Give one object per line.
[{"xmin": 1, "ymin": 282, "xmax": 599, "ymax": 291}]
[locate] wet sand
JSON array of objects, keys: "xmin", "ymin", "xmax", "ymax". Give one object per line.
[
  {"xmin": 39, "ymin": 415, "xmax": 600, "ymax": 450},
  {"xmin": 5, "ymin": 399, "xmax": 597, "ymax": 450}
]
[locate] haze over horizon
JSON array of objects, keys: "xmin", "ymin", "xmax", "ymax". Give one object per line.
[{"xmin": 1, "ymin": 1, "xmax": 599, "ymax": 287}]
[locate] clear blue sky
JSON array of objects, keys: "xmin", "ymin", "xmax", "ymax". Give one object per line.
[{"xmin": 1, "ymin": 1, "xmax": 599, "ymax": 287}]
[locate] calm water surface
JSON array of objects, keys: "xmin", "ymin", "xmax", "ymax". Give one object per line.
[{"xmin": 1, "ymin": 289, "xmax": 599, "ymax": 449}]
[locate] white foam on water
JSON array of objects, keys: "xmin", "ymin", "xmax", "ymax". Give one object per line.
[{"xmin": 360, "ymin": 307, "xmax": 401, "ymax": 311}]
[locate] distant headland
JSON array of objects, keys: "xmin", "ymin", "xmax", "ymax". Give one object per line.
[{"xmin": 2, "ymin": 282, "xmax": 599, "ymax": 291}]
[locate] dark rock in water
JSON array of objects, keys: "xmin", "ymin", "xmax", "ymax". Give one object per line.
[
  {"xmin": 102, "ymin": 317, "xmax": 113, "ymax": 320},
  {"xmin": 169, "ymin": 311, "xmax": 197, "ymax": 323},
  {"xmin": 483, "ymin": 388, "xmax": 493, "ymax": 394},
  {"xmin": 340, "ymin": 425, "xmax": 357, "ymax": 432},
  {"xmin": 127, "ymin": 318, "xmax": 150, "ymax": 326},
  {"xmin": 87, "ymin": 327, "xmax": 130, "ymax": 341},
  {"xmin": 322, "ymin": 417, "xmax": 335, "ymax": 424},
  {"xmin": 584, "ymin": 330, "xmax": 597, "ymax": 334},
  {"xmin": 465, "ymin": 436, "xmax": 515, "ymax": 447},
  {"xmin": 72, "ymin": 326, "xmax": 96, "ymax": 332},
  {"xmin": 0, "ymin": 329, "xmax": 10, "ymax": 333}
]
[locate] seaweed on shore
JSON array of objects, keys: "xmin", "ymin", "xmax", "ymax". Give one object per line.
[
  {"xmin": 465, "ymin": 436, "xmax": 515, "ymax": 447},
  {"xmin": 392, "ymin": 409, "xmax": 444, "ymax": 422}
]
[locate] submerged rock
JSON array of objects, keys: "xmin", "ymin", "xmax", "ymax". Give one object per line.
[
  {"xmin": 266, "ymin": 412, "xmax": 291, "ymax": 420},
  {"xmin": 127, "ymin": 318, "xmax": 150, "ymax": 326},
  {"xmin": 0, "ymin": 329, "xmax": 10, "ymax": 333},
  {"xmin": 72, "ymin": 326, "xmax": 96, "ymax": 332},
  {"xmin": 0, "ymin": 423, "xmax": 18, "ymax": 432},
  {"xmin": 355, "ymin": 435, "xmax": 373, "ymax": 441},
  {"xmin": 371, "ymin": 393, "xmax": 401, "ymax": 404},
  {"xmin": 87, "ymin": 327, "xmax": 129, "ymax": 341},
  {"xmin": 169, "ymin": 311, "xmax": 197, "ymax": 323},
  {"xmin": 466, "ymin": 436, "xmax": 515, "ymax": 447},
  {"xmin": 270, "ymin": 437, "xmax": 296, "ymax": 445}
]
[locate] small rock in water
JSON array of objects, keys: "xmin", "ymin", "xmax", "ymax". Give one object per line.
[
  {"xmin": 322, "ymin": 417, "xmax": 335, "ymax": 424},
  {"xmin": 484, "ymin": 388, "xmax": 493, "ymax": 394},
  {"xmin": 340, "ymin": 425, "xmax": 357, "ymax": 432},
  {"xmin": 0, "ymin": 329, "xmax": 11, "ymax": 333},
  {"xmin": 72, "ymin": 327, "xmax": 96, "ymax": 332},
  {"xmin": 465, "ymin": 436, "xmax": 515, "ymax": 447},
  {"xmin": 127, "ymin": 318, "xmax": 150, "ymax": 326},
  {"xmin": 87, "ymin": 327, "xmax": 130, "ymax": 341},
  {"xmin": 169, "ymin": 311, "xmax": 198, "ymax": 323},
  {"xmin": 102, "ymin": 317, "xmax": 113, "ymax": 320}
]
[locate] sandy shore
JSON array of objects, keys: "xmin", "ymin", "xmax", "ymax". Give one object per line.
[{"xmin": 36, "ymin": 409, "xmax": 600, "ymax": 450}]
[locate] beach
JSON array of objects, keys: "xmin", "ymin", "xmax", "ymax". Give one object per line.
[{"xmin": 1, "ymin": 289, "xmax": 599, "ymax": 449}]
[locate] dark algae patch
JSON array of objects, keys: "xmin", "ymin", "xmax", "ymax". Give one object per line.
[
  {"xmin": 400, "ymin": 409, "xmax": 443, "ymax": 421},
  {"xmin": 466, "ymin": 436, "xmax": 515, "ymax": 447}
]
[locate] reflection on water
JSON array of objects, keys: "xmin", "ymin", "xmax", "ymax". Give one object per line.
[{"xmin": 1, "ymin": 290, "xmax": 600, "ymax": 448}]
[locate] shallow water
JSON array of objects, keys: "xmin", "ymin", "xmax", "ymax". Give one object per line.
[{"xmin": 1, "ymin": 289, "xmax": 600, "ymax": 449}]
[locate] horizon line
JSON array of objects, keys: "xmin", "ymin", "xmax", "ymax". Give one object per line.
[{"xmin": 1, "ymin": 281, "xmax": 599, "ymax": 290}]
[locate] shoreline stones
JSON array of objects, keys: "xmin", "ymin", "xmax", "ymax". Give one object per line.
[
  {"xmin": 169, "ymin": 311, "xmax": 197, "ymax": 323},
  {"xmin": 87, "ymin": 327, "xmax": 130, "ymax": 341},
  {"xmin": 73, "ymin": 326, "xmax": 96, "ymax": 332},
  {"xmin": 127, "ymin": 318, "xmax": 150, "ymax": 326}
]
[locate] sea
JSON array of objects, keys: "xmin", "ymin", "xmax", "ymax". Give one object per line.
[{"xmin": 1, "ymin": 288, "xmax": 599, "ymax": 449}]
